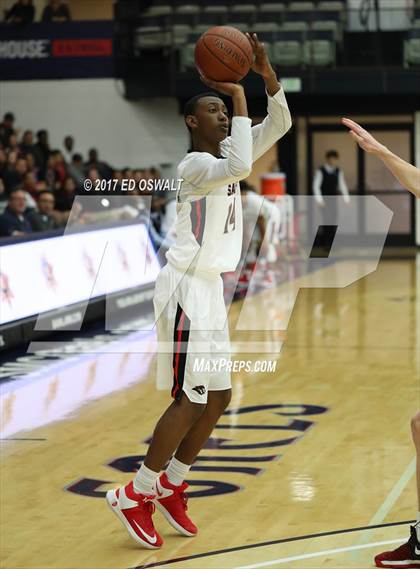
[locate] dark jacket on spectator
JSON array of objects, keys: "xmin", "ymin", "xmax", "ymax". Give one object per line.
[
  {"xmin": 0, "ymin": 206, "xmax": 32, "ymax": 237},
  {"xmin": 33, "ymin": 142, "xmax": 50, "ymax": 173},
  {"xmin": 26, "ymin": 210, "xmax": 58, "ymax": 232},
  {"xmin": 54, "ymin": 189, "xmax": 75, "ymax": 212},
  {"xmin": 0, "ymin": 124, "xmax": 15, "ymax": 147},
  {"xmin": 5, "ymin": 2, "xmax": 35, "ymax": 25},
  {"xmin": 42, "ymin": 3, "xmax": 71, "ymax": 22},
  {"xmin": 2, "ymin": 167, "xmax": 23, "ymax": 192},
  {"xmin": 20, "ymin": 142, "xmax": 36, "ymax": 156}
]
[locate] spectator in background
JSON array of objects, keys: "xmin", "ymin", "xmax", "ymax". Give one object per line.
[
  {"xmin": 113, "ymin": 170, "xmax": 123, "ymax": 188},
  {"xmin": 3, "ymin": 156, "xmax": 27, "ymax": 192},
  {"xmin": 86, "ymin": 166, "xmax": 100, "ymax": 184},
  {"xmin": 67, "ymin": 153, "xmax": 85, "ymax": 188},
  {"xmin": 122, "ymin": 167, "xmax": 133, "ymax": 181},
  {"xmin": 0, "ymin": 189, "xmax": 32, "ymax": 237},
  {"xmin": 312, "ymin": 149, "xmax": 350, "ymax": 249},
  {"xmin": 44, "ymin": 154, "xmax": 58, "ymax": 190},
  {"xmin": 149, "ymin": 166, "xmax": 161, "ymax": 180},
  {"xmin": 26, "ymin": 191, "xmax": 58, "ymax": 232},
  {"xmin": 33, "ymin": 129, "xmax": 50, "ymax": 174},
  {"xmin": 133, "ymin": 169, "xmax": 144, "ymax": 185},
  {"xmin": 22, "ymin": 171, "xmax": 44, "ymax": 200},
  {"xmin": 62, "ymin": 135, "xmax": 74, "ymax": 162},
  {"xmin": 51, "ymin": 150, "xmax": 67, "ymax": 185},
  {"xmin": 20, "ymin": 130, "xmax": 35, "ymax": 156},
  {"xmin": 80, "ymin": 167, "xmax": 101, "ymax": 213},
  {"xmin": 7, "ymin": 133, "xmax": 19, "ymax": 153},
  {"xmin": 41, "ymin": 0, "xmax": 71, "ymax": 22},
  {"xmin": 313, "ymin": 150, "xmax": 350, "ymax": 206},
  {"xmin": 54, "ymin": 176, "xmax": 76, "ymax": 214},
  {"xmin": 86, "ymin": 148, "xmax": 113, "ymax": 180},
  {"xmin": 0, "ymin": 113, "xmax": 16, "ymax": 147},
  {"xmin": 24, "ymin": 152, "xmax": 38, "ymax": 178},
  {"xmin": 4, "ymin": 0, "xmax": 34, "ymax": 25}
]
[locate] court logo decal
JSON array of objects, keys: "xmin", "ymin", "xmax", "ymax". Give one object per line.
[{"xmin": 65, "ymin": 403, "xmax": 328, "ymax": 499}]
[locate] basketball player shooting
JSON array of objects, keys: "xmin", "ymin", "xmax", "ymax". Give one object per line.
[
  {"xmin": 343, "ymin": 117, "xmax": 420, "ymax": 568},
  {"xmin": 106, "ymin": 33, "xmax": 292, "ymax": 549}
]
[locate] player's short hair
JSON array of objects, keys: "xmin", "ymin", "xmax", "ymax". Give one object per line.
[
  {"xmin": 326, "ymin": 150, "xmax": 339, "ymax": 159},
  {"xmin": 183, "ymin": 92, "xmax": 224, "ymax": 134}
]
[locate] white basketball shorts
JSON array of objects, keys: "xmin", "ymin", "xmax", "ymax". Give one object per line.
[{"xmin": 153, "ymin": 262, "xmax": 232, "ymax": 404}]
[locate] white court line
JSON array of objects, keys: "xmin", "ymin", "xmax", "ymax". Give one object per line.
[
  {"xmin": 236, "ymin": 538, "xmax": 403, "ymax": 569},
  {"xmin": 350, "ymin": 455, "xmax": 415, "ymax": 560},
  {"xmin": 368, "ymin": 457, "xmax": 416, "ymax": 527}
]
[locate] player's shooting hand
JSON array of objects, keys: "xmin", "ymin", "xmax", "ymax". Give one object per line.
[
  {"xmin": 342, "ymin": 118, "xmax": 387, "ymax": 155},
  {"xmin": 199, "ymin": 73, "xmax": 244, "ymax": 97},
  {"xmin": 245, "ymin": 33, "xmax": 274, "ymax": 78}
]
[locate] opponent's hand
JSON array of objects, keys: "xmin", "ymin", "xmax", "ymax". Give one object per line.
[
  {"xmin": 245, "ymin": 32, "xmax": 274, "ymax": 78},
  {"xmin": 342, "ymin": 118, "xmax": 387, "ymax": 155},
  {"xmin": 199, "ymin": 73, "xmax": 244, "ymax": 97}
]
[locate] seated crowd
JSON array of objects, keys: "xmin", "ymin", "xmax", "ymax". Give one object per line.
[
  {"xmin": 0, "ymin": 111, "xmax": 175, "ymax": 252},
  {"xmin": 2, "ymin": 0, "xmax": 71, "ymax": 25}
]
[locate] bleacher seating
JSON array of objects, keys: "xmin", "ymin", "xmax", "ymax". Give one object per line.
[
  {"xmin": 135, "ymin": 0, "xmax": 420, "ymax": 68},
  {"xmin": 404, "ymin": 29, "xmax": 420, "ymax": 66}
]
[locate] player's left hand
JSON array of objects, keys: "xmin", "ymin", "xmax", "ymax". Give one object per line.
[
  {"xmin": 245, "ymin": 33, "xmax": 274, "ymax": 78},
  {"xmin": 342, "ymin": 118, "xmax": 387, "ymax": 155}
]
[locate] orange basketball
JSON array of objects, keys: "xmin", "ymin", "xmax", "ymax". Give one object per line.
[{"xmin": 195, "ymin": 26, "xmax": 253, "ymax": 82}]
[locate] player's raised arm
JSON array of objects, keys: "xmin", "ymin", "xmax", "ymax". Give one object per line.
[
  {"xmin": 242, "ymin": 33, "xmax": 293, "ymax": 162},
  {"xmin": 342, "ymin": 118, "xmax": 420, "ymax": 198},
  {"xmin": 180, "ymin": 78, "xmax": 252, "ymax": 191}
]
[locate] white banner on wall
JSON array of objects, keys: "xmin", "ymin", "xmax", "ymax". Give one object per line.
[{"xmin": 0, "ymin": 223, "xmax": 160, "ymax": 325}]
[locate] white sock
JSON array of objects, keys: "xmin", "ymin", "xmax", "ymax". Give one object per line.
[
  {"xmin": 133, "ymin": 463, "xmax": 159, "ymax": 496},
  {"xmin": 166, "ymin": 457, "xmax": 191, "ymax": 486},
  {"xmin": 415, "ymin": 512, "xmax": 420, "ymax": 541}
]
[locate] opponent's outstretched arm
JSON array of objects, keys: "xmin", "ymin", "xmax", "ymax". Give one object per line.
[{"xmin": 342, "ymin": 118, "xmax": 420, "ymax": 198}]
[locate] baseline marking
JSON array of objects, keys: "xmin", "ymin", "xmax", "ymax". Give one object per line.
[{"xmin": 236, "ymin": 539, "xmax": 404, "ymax": 569}]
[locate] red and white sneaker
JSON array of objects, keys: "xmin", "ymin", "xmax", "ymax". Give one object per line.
[
  {"xmin": 375, "ymin": 526, "xmax": 420, "ymax": 568},
  {"xmin": 106, "ymin": 481, "xmax": 163, "ymax": 549},
  {"xmin": 154, "ymin": 473, "xmax": 198, "ymax": 537}
]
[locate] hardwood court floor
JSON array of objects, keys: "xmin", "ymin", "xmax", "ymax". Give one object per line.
[{"xmin": 0, "ymin": 257, "xmax": 418, "ymax": 569}]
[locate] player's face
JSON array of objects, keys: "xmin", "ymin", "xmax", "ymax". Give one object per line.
[{"xmin": 195, "ymin": 97, "xmax": 230, "ymax": 142}]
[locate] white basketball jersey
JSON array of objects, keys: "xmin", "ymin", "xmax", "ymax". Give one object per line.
[
  {"xmin": 166, "ymin": 116, "xmax": 252, "ymax": 276},
  {"xmin": 165, "ymin": 87, "xmax": 292, "ymax": 277},
  {"xmin": 166, "ymin": 176, "xmax": 244, "ymax": 276}
]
